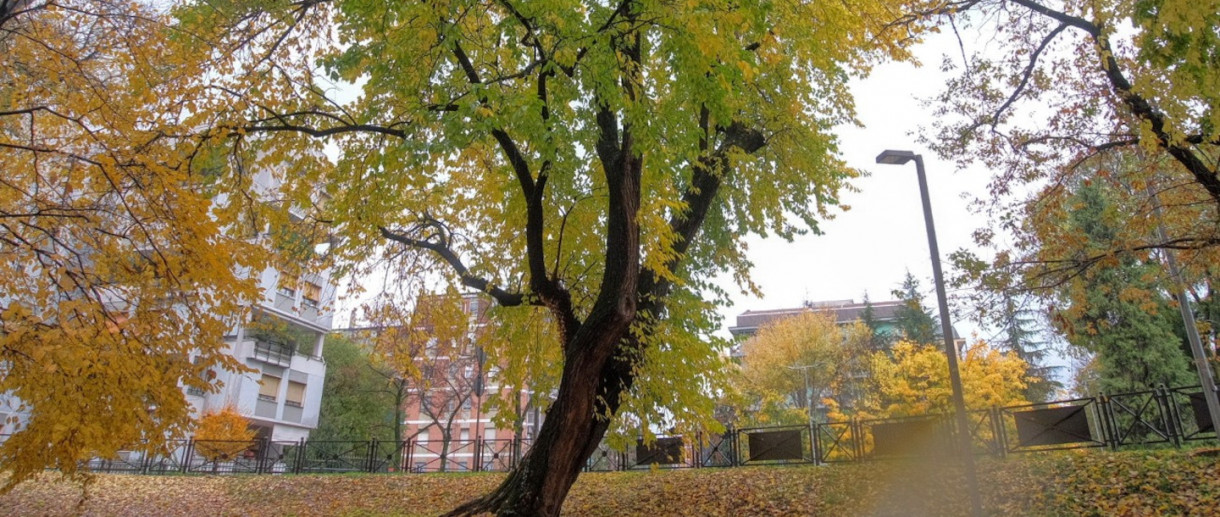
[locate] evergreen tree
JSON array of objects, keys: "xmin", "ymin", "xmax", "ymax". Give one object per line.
[
  {"xmin": 859, "ymin": 291, "xmax": 893, "ymax": 351},
  {"xmin": 1056, "ymin": 183, "xmax": 1194, "ymax": 393},
  {"xmin": 997, "ymin": 292, "xmax": 1062, "ymax": 402},
  {"xmin": 892, "ymin": 272, "xmax": 940, "ymax": 346}
]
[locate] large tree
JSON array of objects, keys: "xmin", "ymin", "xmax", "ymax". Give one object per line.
[
  {"xmin": 312, "ymin": 334, "xmax": 400, "ymax": 443},
  {"xmin": 994, "ymin": 292, "xmax": 1061, "ymax": 401},
  {"xmin": 869, "ymin": 340, "xmax": 1029, "ymax": 417},
  {"xmin": 729, "ymin": 311, "xmax": 872, "ymax": 427},
  {"xmin": 170, "ymin": 1, "xmax": 932, "ymax": 514},
  {"xmin": 1, "ymin": 1, "xmax": 934, "ymax": 514},
  {"xmin": 923, "ymin": 0, "xmax": 1220, "ymax": 307},
  {"xmin": 921, "ymin": 0, "xmax": 1220, "ymax": 219},
  {"xmin": 892, "ymin": 271, "xmax": 940, "ymax": 346},
  {"xmin": 368, "ymin": 291, "xmax": 495, "ymax": 472},
  {"xmin": 1052, "ymin": 181, "xmax": 1194, "ymax": 393},
  {"xmin": 0, "ymin": 1, "xmax": 276, "ymax": 489},
  {"xmin": 922, "ymin": 1, "xmax": 1220, "ymax": 395}
]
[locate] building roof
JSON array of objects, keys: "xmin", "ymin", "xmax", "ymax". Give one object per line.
[{"xmin": 728, "ymin": 299, "xmax": 904, "ymax": 338}]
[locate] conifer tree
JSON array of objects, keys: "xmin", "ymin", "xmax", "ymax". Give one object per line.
[{"xmin": 892, "ymin": 272, "xmax": 940, "ymax": 346}]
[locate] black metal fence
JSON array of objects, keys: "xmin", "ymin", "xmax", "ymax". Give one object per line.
[{"xmin": 5, "ymin": 385, "xmax": 1216, "ymax": 476}]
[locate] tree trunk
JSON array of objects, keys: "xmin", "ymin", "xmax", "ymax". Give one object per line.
[
  {"xmin": 443, "ymin": 327, "xmax": 636, "ymax": 516},
  {"xmin": 446, "ymin": 87, "xmax": 645, "ymax": 515}
]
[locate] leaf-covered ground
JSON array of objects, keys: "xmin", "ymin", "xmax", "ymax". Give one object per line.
[{"xmin": 2, "ymin": 449, "xmax": 1217, "ymax": 516}]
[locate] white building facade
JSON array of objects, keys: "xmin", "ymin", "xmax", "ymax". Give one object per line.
[{"xmin": 188, "ymin": 265, "xmax": 335, "ymax": 442}]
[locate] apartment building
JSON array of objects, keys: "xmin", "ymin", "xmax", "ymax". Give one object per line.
[
  {"xmin": 186, "ymin": 265, "xmax": 335, "ymax": 442},
  {"xmin": 341, "ymin": 293, "xmax": 544, "ymax": 472},
  {"xmin": 0, "ymin": 170, "xmax": 336, "ymax": 444}
]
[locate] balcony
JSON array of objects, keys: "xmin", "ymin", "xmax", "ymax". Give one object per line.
[{"xmin": 250, "ymin": 340, "xmax": 295, "ymax": 367}]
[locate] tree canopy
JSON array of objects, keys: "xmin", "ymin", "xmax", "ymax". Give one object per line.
[
  {"xmin": 2, "ymin": 0, "xmax": 936, "ymax": 513},
  {"xmin": 858, "ymin": 340, "xmax": 1029, "ymax": 419},
  {"xmin": 0, "ymin": 1, "xmax": 274, "ymax": 490},
  {"xmin": 924, "ymin": 1, "xmax": 1220, "ymax": 398},
  {"xmin": 167, "ymin": 0, "xmax": 936, "ymax": 514},
  {"xmin": 313, "ymin": 334, "xmax": 399, "ymax": 443},
  {"xmin": 729, "ymin": 311, "xmax": 872, "ymax": 427},
  {"xmin": 927, "ymin": 0, "xmax": 1220, "ymax": 305}
]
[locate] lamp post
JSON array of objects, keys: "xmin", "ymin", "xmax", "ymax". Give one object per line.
[
  {"xmin": 876, "ymin": 150, "xmax": 983, "ymax": 517},
  {"xmin": 1147, "ymin": 189, "xmax": 1220, "ymax": 439}
]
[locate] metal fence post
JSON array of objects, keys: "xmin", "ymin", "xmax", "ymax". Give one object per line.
[
  {"xmin": 474, "ymin": 437, "xmax": 482, "ymax": 472},
  {"xmin": 1155, "ymin": 386, "xmax": 1182, "ymax": 447},
  {"xmin": 990, "ymin": 407, "xmax": 1006, "ymax": 458},
  {"xmin": 728, "ymin": 428, "xmax": 738, "ymax": 467},
  {"xmin": 181, "ymin": 439, "xmax": 194, "ymax": 473},
  {"xmin": 731, "ymin": 428, "xmax": 741, "ymax": 467},
  {"xmin": 697, "ymin": 429, "xmax": 707, "ymax": 470},
  {"xmin": 366, "ymin": 439, "xmax": 378, "ymax": 473},
  {"xmin": 294, "ymin": 438, "xmax": 305, "ymax": 474},
  {"xmin": 140, "ymin": 443, "xmax": 152, "ymax": 475},
  {"xmin": 853, "ymin": 419, "xmax": 865, "ymax": 461},
  {"xmin": 1098, "ymin": 394, "xmax": 1119, "ymax": 450},
  {"xmin": 811, "ymin": 422, "xmax": 821, "ymax": 465},
  {"xmin": 254, "ymin": 437, "xmax": 266, "ymax": 474}
]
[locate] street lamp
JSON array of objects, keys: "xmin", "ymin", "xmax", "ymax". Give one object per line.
[{"xmin": 876, "ymin": 150, "xmax": 983, "ymax": 517}]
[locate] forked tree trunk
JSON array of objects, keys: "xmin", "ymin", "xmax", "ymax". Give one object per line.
[
  {"xmin": 440, "ymin": 118, "xmax": 764, "ymax": 517},
  {"xmin": 445, "ymin": 93, "xmax": 646, "ymax": 516},
  {"xmin": 444, "ymin": 332, "xmax": 632, "ymax": 516}
]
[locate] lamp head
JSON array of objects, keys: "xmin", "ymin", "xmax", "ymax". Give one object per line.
[{"xmin": 875, "ymin": 149, "xmax": 917, "ymax": 165}]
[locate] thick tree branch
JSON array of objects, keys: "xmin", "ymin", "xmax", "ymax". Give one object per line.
[
  {"xmin": 449, "ymin": 33, "xmax": 568, "ymax": 325},
  {"xmin": 1001, "ymin": 0, "xmax": 1220, "ymax": 206},
  {"xmin": 591, "ymin": 116, "xmax": 767, "ymax": 441},
  {"xmin": 1007, "ymin": 0, "xmax": 1097, "ymax": 36}
]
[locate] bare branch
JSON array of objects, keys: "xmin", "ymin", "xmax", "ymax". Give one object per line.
[{"xmin": 378, "ymin": 225, "xmax": 525, "ymax": 308}]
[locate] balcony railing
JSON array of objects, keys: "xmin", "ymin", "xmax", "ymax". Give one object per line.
[{"xmin": 251, "ymin": 340, "xmax": 295, "ymax": 367}]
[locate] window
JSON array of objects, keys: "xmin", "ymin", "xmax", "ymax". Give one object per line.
[
  {"xmin": 258, "ymin": 374, "xmax": 281, "ymax": 402},
  {"xmin": 301, "ymin": 282, "xmax": 321, "ymax": 308},
  {"xmin": 285, "ymin": 381, "xmax": 306, "ymax": 408},
  {"xmin": 460, "ymin": 429, "xmax": 469, "ymax": 441},
  {"xmin": 185, "ymin": 356, "xmax": 208, "ymax": 396},
  {"xmin": 277, "ymin": 271, "xmax": 298, "ymax": 297}
]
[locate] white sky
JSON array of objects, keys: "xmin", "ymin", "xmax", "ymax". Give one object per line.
[{"xmin": 717, "ymin": 32, "xmax": 996, "ymax": 342}]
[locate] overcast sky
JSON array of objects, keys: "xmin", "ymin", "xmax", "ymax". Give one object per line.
[{"xmin": 716, "ymin": 31, "xmax": 997, "ymax": 341}]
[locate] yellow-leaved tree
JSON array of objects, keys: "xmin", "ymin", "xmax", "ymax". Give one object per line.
[
  {"xmin": 165, "ymin": 0, "xmax": 944, "ymax": 512},
  {"xmin": 0, "ymin": 1, "xmax": 304, "ymax": 491},
  {"xmin": 864, "ymin": 340, "xmax": 1030, "ymax": 419},
  {"xmin": 729, "ymin": 311, "xmax": 872, "ymax": 427},
  {"xmin": 193, "ymin": 407, "xmax": 257, "ymax": 466}
]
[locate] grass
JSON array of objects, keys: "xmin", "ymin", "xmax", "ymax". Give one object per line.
[{"xmin": 2, "ymin": 448, "xmax": 1218, "ymax": 516}]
